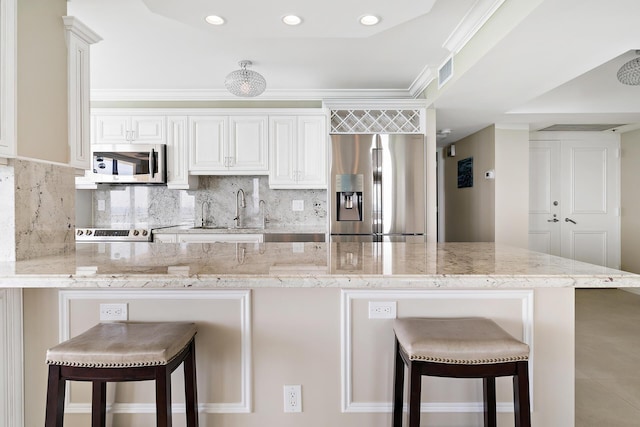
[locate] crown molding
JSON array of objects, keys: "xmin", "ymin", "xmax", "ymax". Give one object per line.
[
  {"xmin": 62, "ymin": 16, "xmax": 102, "ymax": 44},
  {"xmin": 442, "ymin": 0, "xmax": 507, "ymax": 54},
  {"xmin": 91, "ymin": 88, "xmax": 415, "ymax": 102},
  {"xmin": 408, "ymin": 65, "xmax": 435, "ymax": 98}
]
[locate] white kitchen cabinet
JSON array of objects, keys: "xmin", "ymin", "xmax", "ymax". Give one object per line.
[
  {"xmin": 153, "ymin": 233, "xmax": 177, "ymax": 243},
  {"xmin": 166, "ymin": 116, "xmax": 197, "ymax": 189},
  {"xmin": 63, "ymin": 17, "xmax": 101, "ymax": 170},
  {"xmin": 94, "ymin": 115, "xmax": 166, "ymax": 144},
  {"xmin": 189, "ymin": 115, "xmax": 268, "ymax": 175},
  {"xmin": 269, "ymin": 115, "xmax": 327, "ymax": 189},
  {"xmin": 177, "ymin": 233, "xmax": 263, "ymax": 244}
]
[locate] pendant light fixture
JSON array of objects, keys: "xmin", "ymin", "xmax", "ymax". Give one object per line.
[
  {"xmin": 617, "ymin": 51, "xmax": 640, "ymax": 85},
  {"xmin": 224, "ymin": 60, "xmax": 267, "ymax": 97}
]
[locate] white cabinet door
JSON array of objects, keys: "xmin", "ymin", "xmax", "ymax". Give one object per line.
[
  {"xmin": 167, "ymin": 116, "xmax": 197, "ymax": 189},
  {"xmin": 130, "ymin": 116, "xmax": 166, "ymax": 144},
  {"xmin": 268, "ymin": 115, "xmax": 326, "ymax": 189},
  {"xmin": 94, "ymin": 115, "xmax": 166, "ymax": 144},
  {"xmin": 269, "ymin": 116, "xmax": 296, "ymax": 185},
  {"xmin": 95, "ymin": 115, "xmax": 129, "ymax": 144},
  {"xmin": 229, "ymin": 116, "xmax": 268, "ymax": 173},
  {"xmin": 153, "ymin": 233, "xmax": 177, "ymax": 243},
  {"xmin": 189, "ymin": 116, "xmax": 227, "ymax": 172},
  {"xmin": 297, "ymin": 115, "xmax": 326, "ymax": 187},
  {"xmin": 177, "ymin": 233, "xmax": 263, "ymax": 243}
]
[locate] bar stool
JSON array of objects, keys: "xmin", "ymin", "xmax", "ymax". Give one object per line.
[
  {"xmin": 45, "ymin": 322, "xmax": 199, "ymax": 427},
  {"xmin": 393, "ymin": 317, "xmax": 530, "ymax": 427}
]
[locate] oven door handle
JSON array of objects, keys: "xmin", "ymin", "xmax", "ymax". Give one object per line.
[{"xmin": 149, "ymin": 149, "xmax": 156, "ymax": 178}]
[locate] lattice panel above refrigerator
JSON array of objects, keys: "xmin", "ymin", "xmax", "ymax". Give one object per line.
[{"xmin": 330, "ymin": 109, "xmax": 422, "ymax": 134}]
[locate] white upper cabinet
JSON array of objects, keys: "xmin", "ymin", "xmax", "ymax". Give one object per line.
[
  {"xmin": 94, "ymin": 115, "xmax": 166, "ymax": 144},
  {"xmin": 269, "ymin": 115, "xmax": 327, "ymax": 189},
  {"xmin": 166, "ymin": 116, "xmax": 197, "ymax": 189},
  {"xmin": 189, "ymin": 115, "xmax": 268, "ymax": 175},
  {"xmin": 63, "ymin": 17, "xmax": 101, "ymax": 170},
  {"xmin": 188, "ymin": 116, "xmax": 227, "ymax": 171}
]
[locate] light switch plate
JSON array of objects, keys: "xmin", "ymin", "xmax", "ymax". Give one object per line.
[{"xmin": 292, "ymin": 200, "xmax": 304, "ymax": 211}]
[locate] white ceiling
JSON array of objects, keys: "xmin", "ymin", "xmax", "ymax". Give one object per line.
[{"xmin": 68, "ymin": 0, "xmax": 640, "ymax": 143}]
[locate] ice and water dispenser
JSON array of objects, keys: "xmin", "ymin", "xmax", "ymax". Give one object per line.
[{"xmin": 335, "ymin": 174, "xmax": 363, "ymax": 221}]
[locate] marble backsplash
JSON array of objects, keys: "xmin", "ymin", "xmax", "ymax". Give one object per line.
[
  {"xmin": 1, "ymin": 159, "xmax": 76, "ymax": 261},
  {"xmin": 91, "ymin": 176, "xmax": 327, "ymax": 230}
]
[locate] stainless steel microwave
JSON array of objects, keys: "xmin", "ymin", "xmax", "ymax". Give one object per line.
[{"xmin": 91, "ymin": 144, "xmax": 166, "ymax": 184}]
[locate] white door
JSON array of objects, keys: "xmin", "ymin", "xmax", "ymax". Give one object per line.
[
  {"xmin": 529, "ymin": 140, "xmax": 561, "ymax": 256},
  {"xmin": 130, "ymin": 116, "xmax": 166, "ymax": 144},
  {"xmin": 529, "ymin": 134, "xmax": 620, "ymax": 268},
  {"xmin": 95, "ymin": 115, "xmax": 129, "ymax": 143},
  {"xmin": 269, "ymin": 116, "xmax": 297, "ymax": 186}
]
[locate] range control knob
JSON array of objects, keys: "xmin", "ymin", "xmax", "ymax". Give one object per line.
[
  {"xmin": 133, "ymin": 230, "xmax": 140, "ymax": 236},
  {"xmin": 86, "ymin": 230, "xmax": 93, "ymax": 236},
  {"xmin": 76, "ymin": 230, "xmax": 84, "ymax": 236},
  {"xmin": 142, "ymin": 230, "xmax": 148, "ymax": 236}
]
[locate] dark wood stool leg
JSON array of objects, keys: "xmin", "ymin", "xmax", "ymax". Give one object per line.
[
  {"xmin": 45, "ymin": 365, "xmax": 65, "ymax": 427},
  {"xmin": 184, "ymin": 340, "xmax": 199, "ymax": 427},
  {"xmin": 392, "ymin": 338, "xmax": 405, "ymax": 427},
  {"xmin": 91, "ymin": 381, "xmax": 107, "ymax": 427},
  {"xmin": 407, "ymin": 361, "xmax": 422, "ymax": 427},
  {"xmin": 513, "ymin": 361, "xmax": 531, "ymax": 427},
  {"xmin": 156, "ymin": 365, "xmax": 173, "ymax": 427},
  {"xmin": 483, "ymin": 377, "xmax": 497, "ymax": 427}
]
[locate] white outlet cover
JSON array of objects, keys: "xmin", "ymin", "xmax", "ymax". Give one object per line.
[
  {"xmin": 368, "ymin": 301, "xmax": 397, "ymax": 319},
  {"xmin": 97, "ymin": 200, "xmax": 106, "ymax": 211},
  {"xmin": 283, "ymin": 384, "xmax": 302, "ymax": 412},
  {"xmin": 99, "ymin": 303, "xmax": 128, "ymax": 321},
  {"xmin": 292, "ymin": 200, "xmax": 304, "ymax": 211}
]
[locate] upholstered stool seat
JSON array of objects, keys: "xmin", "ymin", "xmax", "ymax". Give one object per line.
[
  {"xmin": 393, "ymin": 317, "xmax": 530, "ymax": 427},
  {"xmin": 45, "ymin": 322, "xmax": 199, "ymax": 427}
]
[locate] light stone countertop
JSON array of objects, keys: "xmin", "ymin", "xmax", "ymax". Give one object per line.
[
  {"xmin": 0, "ymin": 242, "xmax": 638, "ymax": 289},
  {"xmin": 153, "ymin": 224, "xmax": 326, "ymax": 235}
]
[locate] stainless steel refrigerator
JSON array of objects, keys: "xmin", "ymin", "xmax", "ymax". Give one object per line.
[{"xmin": 329, "ymin": 134, "xmax": 426, "ymax": 242}]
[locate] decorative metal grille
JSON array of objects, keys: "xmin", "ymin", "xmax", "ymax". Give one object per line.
[{"xmin": 330, "ymin": 109, "xmax": 422, "ymax": 134}]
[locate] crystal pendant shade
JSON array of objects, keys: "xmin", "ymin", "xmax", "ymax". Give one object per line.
[
  {"xmin": 617, "ymin": 53, "xmax": 640, "ymax": 85},
  {"xmin": 225, "ymin": 60, "xmax": 266, "ymax": 97}
]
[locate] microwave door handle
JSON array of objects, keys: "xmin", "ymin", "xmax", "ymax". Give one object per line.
[{"xmin": 149, "ymin": 149, "xmax": 156, "ymax": 178}]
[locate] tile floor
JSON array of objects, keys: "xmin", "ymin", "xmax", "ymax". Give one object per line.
[{"xmin": 576, "ymin": 288, "xmax": 640, "ymax": 426}]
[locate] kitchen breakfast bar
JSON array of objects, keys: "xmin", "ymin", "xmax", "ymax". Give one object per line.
[{"xmin": 1, "ymin": 242, "xmax": 639, "ymax": 427}]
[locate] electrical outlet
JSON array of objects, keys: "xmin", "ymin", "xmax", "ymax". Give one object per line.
[
  {"xmin": 283, "ymin": 385, "xmax": 302, "ymax": 412},
  {"xmin": 99, "ymin": 303, "xmax": 128, "ymax": 321},
  {"xmin": 368, "ymin": 301, "xmax": 397, "ymax": 319},
  {"xmin": 292, "ymin": 200, "xmax": 304, "ymax": 211},
  {"xmin": 97, "ymin": 200, "xmax": 106, "ymax": 211}
]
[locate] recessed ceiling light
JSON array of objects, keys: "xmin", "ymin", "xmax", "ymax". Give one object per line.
[
  {"xmin": 205, "ymin": 15, "xmax": 225, "ymax": 26},
  {"xmin": 282, "ymin": 15, "xmax": 302, "ymax": 26},
  {"xmin": 359, "ymin": 15, "xmax": 380, "ymax": 26}
]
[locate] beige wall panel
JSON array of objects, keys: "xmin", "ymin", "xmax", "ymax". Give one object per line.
[
  {"xmin": 17, "ymin": 0, "xmax": 68, "ymax": 163},
  {"xmin": 444, "ymin": 125, "xmax": 496, "ymax": 242},
  {"xmin": 22, "ymin": 287, "xmax": 574, "ymax": 427},
  {"xmin": 621, "ymin": 129, "xmax": 640, "ymax": 273},
  {"xmin": 495, "ymin": 128, "xmax": 529, "ymax": 248}
]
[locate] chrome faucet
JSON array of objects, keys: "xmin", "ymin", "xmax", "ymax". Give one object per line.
[
  {"xmin": 234, "ymin": 189, "xmax": 246, "ymax": 227},
  {"xmin": 259, "ymin": 199, "xmax": 269, "ymax": 229},
  {"xmin": 201, "ymin": 201, "xmax": 212, "ymax": 227}
]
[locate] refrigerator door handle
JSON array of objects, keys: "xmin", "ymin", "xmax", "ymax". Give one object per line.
[{"xmin": 371, "ymin": 145, "xmax": 382, "ymax": 235}]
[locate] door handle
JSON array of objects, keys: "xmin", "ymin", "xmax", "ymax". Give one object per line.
[
  {"xmin": 547, "ymin": 218, "xmax": 559, "ymax": 223},
  {"xmin": 565, "ymin": 218, "xmax": 577, "ymax": 224}
]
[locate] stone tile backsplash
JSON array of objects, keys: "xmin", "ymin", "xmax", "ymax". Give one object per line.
[{"xmin": 92, "ymin": 176, "xmax": 327, "ymax": 229}]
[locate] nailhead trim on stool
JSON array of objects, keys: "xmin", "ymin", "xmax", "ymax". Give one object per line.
[
  {"xmin": 44, "ymin": 322, "xmax": 199, "ymax": 427},
  {"xmin": 393, "ymin": 317, "xmax": 531, "ymax": 427}
]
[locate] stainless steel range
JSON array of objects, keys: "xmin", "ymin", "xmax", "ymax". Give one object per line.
[{"xmin": 75, "ymin": 227, "xmax": 153, "ymax": 242}]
